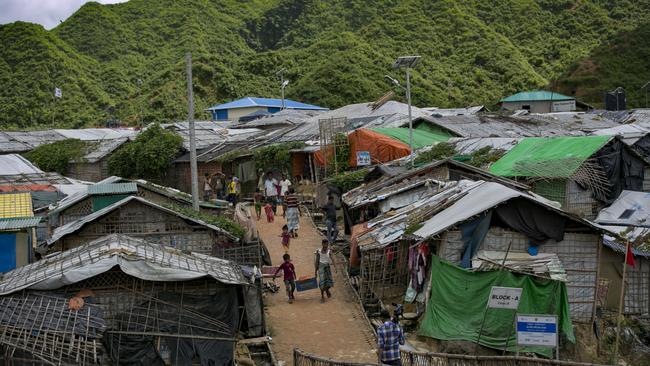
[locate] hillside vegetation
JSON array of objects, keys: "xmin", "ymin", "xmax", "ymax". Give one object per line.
[{"xmin": 1, "ymin": 0, "xmax": 649, "ymax": 128}]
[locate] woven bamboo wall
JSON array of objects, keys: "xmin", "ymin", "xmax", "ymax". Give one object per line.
[
  {"xmin": 359, "ymin": 241, "xmax": 410, "ymax": 304},
  {"xmin": 58, "ymin": 201, "xmax": 226, "ymax": 255},
  {"xmin": 60, "ymin": 196, "xmax": 94, "ymax": 226},
  {"xmin": 440, "ymin": 228, "xmax": 599, "ymax": 322}
]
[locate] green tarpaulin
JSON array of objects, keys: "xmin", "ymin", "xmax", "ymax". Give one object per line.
[
  {"xmin": 489, "ymin": 135, "xmax": 612, "ymax": 178},
  {"xmin": 371, "ymin": 127, "xmax": 451, "ymax": 150},
  {"xmin": 419, "ymin": 256, "xmax": 575, "ymax": 357},
  {"xmin": 91, "ymin": 194, "xmax": 130, "ymax": 212}
]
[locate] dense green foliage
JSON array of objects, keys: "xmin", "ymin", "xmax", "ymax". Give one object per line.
[
  {"xmin": 108, "ymin": 123, "xmax": 182, "ymax": 180},
  {"xmin": 414, "ymin": 142, "xmax": 457, "ymax": 165},
  {"xmin": 24, "ymin": 139, "xmax": 91, "ymax": 174},
  {"xmin": 163, "ymin": 203, "xmax": 245, "ymax": 240},
  {"xmin": 466, "ymin": 147, "xmax": 507, "ymax": 168},
  {"xmin": 1, "ymin": 0, "xmax": 650, "ymax": 128},
  {"xmin": 253, "ymin": 142, "xmax": 305, "ymax": 173},
  {"xmin": 329, "ymin": 169, "xmax": 369, "ymax": 193}
]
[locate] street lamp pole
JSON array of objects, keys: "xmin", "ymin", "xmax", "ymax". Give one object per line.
[
  {"xmin": 406, "ymin": 67, "xmax": 413, "ymax": 167},
  {"xmin": 392, "ymin": 56, "xmax": 421, "ymax": 168},
  {"xmin": 642, "ymin": 82, "xmax": 650, "ymax": 109}
]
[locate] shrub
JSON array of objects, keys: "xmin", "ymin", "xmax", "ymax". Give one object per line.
[
  {"xmin": 24, "ymin": 139, "xmax": 91, "ymax": 174},
  {"xmin": 165, "ymin": 204, "xmax": 245, "ymax": 240},
  {"xmin": 253, "ymin": 142, "xmax": 305, "ymax": 174},
  {"xmin": 108, "ymin": 123, "xmax": 182, "ymax": 180},
  {"xmin": 329, "ymin": 169, "xmax": 369, "ymax": 193},
  {"xmin": 414, "ymin": 142, "xmax": 456, "ymax": 164}
]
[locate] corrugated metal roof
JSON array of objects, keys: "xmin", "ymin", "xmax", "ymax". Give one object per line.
[
  {"xmin": 500, "ymin": 91, "xmax": 574, "ymax": 102},
  {"xmin": 0, "ymin": 217, "xmax": 41, "ymax": 230},
  {"xmin": 81, "ymin": 138, "xmax": 129, "ymax": 163},
  {"xmin": 0, "ymin": 154, "xmax": 44, "ymax": 175},
  {"xmin": 0, "ymin": 193, "xmax": 33, "ymax": 218},
  {"xmin": 87, "ymin": 182, "xmax": 137, "ymax": 195},
  {"xmin": 47, "ymin": 195, "xmax": 237, "ymax": 246},
  {"xmin": 0, "ymin": 185, "xmax": 57, "ymax": 193},
  {"xmin": 206, "ymin": 97, "xmax": 327, "ymax": 111},
  {"xmin": 0, "ymin": 234, "xmax": 246, "ymax": 295}
]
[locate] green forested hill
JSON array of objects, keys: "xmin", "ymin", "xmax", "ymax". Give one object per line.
[{"xmin": 1, "ymin": 0, "xmax": 649, "ymax": 128}]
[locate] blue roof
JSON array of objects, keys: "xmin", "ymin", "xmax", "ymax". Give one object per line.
[{"xmin": 206, "ymin": 97, "xmax": 327, "ymax": 111}]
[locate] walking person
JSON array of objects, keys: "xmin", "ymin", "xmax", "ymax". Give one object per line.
[
  {"xmin": 227, "ymin": 176, "xmax": 239, "ymax": 206},
  {"xmin": 273, "ymin": 253, "xmax": 297, "ymax": 303},
  {"xmin": 253, "ymin": 189, "xmax": 263, "ymax": 220},
  {"xmin": 377, "ymin": 310, "xmax": 405, "ymax": 366},
  {"xmin": 284, "ymin": 188, "xmax": 300, "ymax": 237},
  {"xmin": 203, "ymin": 173, "xmax": 213, "ymax": 201},
  {"xmin": 322, "ymin": 195, "xmax": 338, "ymax": 244},
  {"xmin": 279, "ymin": 174, "xmax": 292, "ymax": 217},
  {"xmin": 280, "ymin": 224, "xmax": 291, "ymax": 253},
  {"xmin": 314, "ymin": 239, "xmax": 334, "ymax": 303},
  {"xmin": 212, "ymin": 172, "xmax": 224, "ymax": 200},
  {"xmin": 264, "ymin": 171, "xmax": 279, "ymax": 214}
]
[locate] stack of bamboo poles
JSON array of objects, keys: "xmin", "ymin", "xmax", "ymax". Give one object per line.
[{"xmin": 0, "ymin": 293, "xmax": 105, "ymax": 365}]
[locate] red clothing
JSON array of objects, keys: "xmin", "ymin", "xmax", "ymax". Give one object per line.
[
  {"xmin": 275, "ymin": 261, "xmax": 296, "ymax": 281},
  {"xmin": 281, "ymin": 232, "xmax": 291, "ymax": 245}
]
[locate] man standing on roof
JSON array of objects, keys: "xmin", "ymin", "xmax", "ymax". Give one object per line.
[{"xmin": 264, "ymin": 171, "xmax": 279, "ymax": 214}]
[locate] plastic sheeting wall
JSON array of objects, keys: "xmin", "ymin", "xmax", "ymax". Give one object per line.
[{"xmin": 439, "ymin": 228, "xmax": 599, "ymax": 322}]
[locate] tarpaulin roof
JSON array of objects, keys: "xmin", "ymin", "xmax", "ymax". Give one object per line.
[
  {"xmin": 347, "ymin": 128, "xmax": 411, "ymax": 167},
  {"xmin": 0, "ymin": 154, "xmax": 44, "ymax": 175},
  {"xmin": 489, "ymin": 135, "xmax": 613, "ymax": 177},
  {"xmin": 370, "ymin": 127, "xmax": 451, "ymax": 149},
  {"xmin": 0, "ymin": 193, "xmax": 33, "ymax": 219},
  {"xmin": 47, "ymin": 196, "xmax": 237, "ymax": 246},
  {"xmin": 419, "ymin": 256, "xmax": 574, "ymax": 357},
  {"xmin": 0, "ymin": 234, "xmax": 246, "ymax": 295},
  {"xmin": 413, "ymin": 180, "xmax": 601, "ymax": 239},
  {"xmin": 595, "ymin": 190, "xmax": 650, "ymax": 227}
]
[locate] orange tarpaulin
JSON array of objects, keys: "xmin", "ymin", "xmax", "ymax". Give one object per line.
[
  {"xmin": 314, "ymin": 129, "xmax": 411, "ymax": 167},
  {"xmin": 350, "ymin": 222, "xmax": 372, "ymax": 268}
]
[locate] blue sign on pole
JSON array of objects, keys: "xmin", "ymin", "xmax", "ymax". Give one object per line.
[{"xmin": 516, "ymin": 314, "xmax": 558, "ymax": 347}]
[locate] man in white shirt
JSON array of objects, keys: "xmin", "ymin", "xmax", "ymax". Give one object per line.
[
  {"xmin": 264, "ymin": 171, "xmax": 279, "ymax": 214},
  {"xmin": 279, "ymin": 175, "xmax": 292, "ymax": 217}
]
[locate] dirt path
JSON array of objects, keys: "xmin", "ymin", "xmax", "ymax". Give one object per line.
[{"xmin": 256, "ymin": 206, "xmax": 377, "ymax": 365}]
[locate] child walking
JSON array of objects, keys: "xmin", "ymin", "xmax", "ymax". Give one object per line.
[
  {"xmin": 274, "ymin": 253, "xmax": 296, "ymax": 303},
  {"xmin": 254, "ymin": 189, "xmax": 263, "ymax": 220},
  {"xmin": 264, "ymin": 200, "xmax": 274, "ymax": 223},
  {"xmin": 280, "ymin": 225, "xmax": 291, "ymax": 253}
]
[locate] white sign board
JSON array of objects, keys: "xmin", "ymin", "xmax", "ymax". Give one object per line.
[
  {"xmin": 487, "ymin": 286, "xmax": 522, "ymax": 310},
  {"xmin": 356, "ymin": 151, "xmax": 371, "ymax": 166},
  {"xmin": 516, "ymin": 314, "xmax": 557, "ymax": 347}
]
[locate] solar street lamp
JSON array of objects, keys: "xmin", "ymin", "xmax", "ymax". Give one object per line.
[
  {"xmin": 276, "ymin": 68, "xmax": 288, "ymax": 110},
  {"xmin": 391, "ymin": 56, "xmax": 421, "ymax": 167}
]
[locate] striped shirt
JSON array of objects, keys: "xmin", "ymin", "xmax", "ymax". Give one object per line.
[{"xmin": 285, "ymin": 194, "xmax": 299, "ymax": 208}]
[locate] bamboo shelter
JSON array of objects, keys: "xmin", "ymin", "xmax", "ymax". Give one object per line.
[{"xmin": 0, "ymin": 234, "xmax": 259, "ymax": 365}]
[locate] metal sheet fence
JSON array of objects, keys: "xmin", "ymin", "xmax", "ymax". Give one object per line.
[{"xmin": 294, "ymin": 348, "xmax": 611, "ymax": 366}]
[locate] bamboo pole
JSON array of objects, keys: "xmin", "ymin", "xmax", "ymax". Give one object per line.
[{"xmin": 613, "ymin": 241, "xmax": 630, "ymax": 362}]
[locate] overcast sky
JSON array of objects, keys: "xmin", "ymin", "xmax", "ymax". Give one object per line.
[{"xmin": 0, "ymin": 0, "xmax": 129, "ymax": 30}]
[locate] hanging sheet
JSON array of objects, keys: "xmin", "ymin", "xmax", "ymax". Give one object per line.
[
  {"xmin": 493, "ymin": 198, "xmax": 566, "ymax": 244},
  {"xmin": 459, "ymin": 211, "xmax": 492, "ymax": 268},
  {"xmin": 419, "ymin": 256, "xmax": 574, "ymax": 358}
]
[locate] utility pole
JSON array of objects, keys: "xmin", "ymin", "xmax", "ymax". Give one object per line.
[
  {"xmin": 406, "ymin": 67, "xmax": 413, "ymax": 168},
  {"xmin": 186, "ymin": 53, "xmax": 199, "ymax": 211}
]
